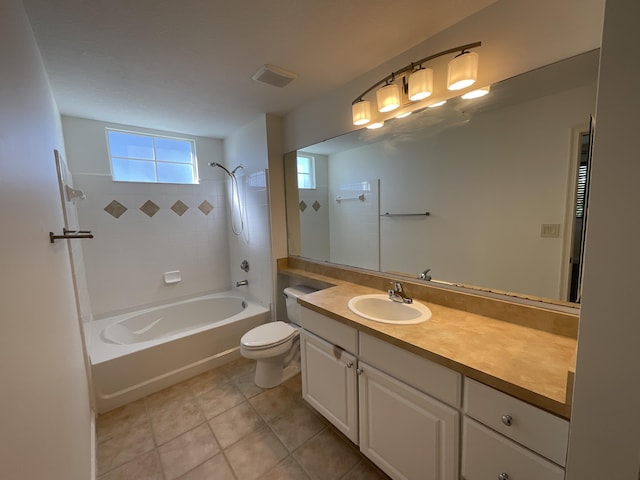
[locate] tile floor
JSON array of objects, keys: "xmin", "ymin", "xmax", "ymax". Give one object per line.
[{"xmin": 96, "ymin": 357, "xmax": 391, "ymax": 479}]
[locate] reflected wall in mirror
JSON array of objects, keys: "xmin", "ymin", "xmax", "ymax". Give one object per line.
[{"xmin": 285, "ymin": 50, "xmax": 599, "ymax": 305}]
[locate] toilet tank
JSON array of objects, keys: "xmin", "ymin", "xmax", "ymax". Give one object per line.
[{"xmin": 283, "ymin": 285, "xmax": 317, "ymax": 325}]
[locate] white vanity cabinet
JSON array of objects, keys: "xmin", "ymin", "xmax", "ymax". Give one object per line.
[
  {"xmin": 300, "ymin": 307, "xmax": 461, "ymax": 480},
  {"xmin": 300, "ymin": 329, "xmax": 358, "ymax": 443},
  {"xmin": 462, "ymin": 378, "xmax": 570, "ymax": 480}
]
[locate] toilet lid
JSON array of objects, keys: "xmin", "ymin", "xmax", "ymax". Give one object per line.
[{"xmin": 241, "ymin": 321, "xmax": 298, "ymax": 349}]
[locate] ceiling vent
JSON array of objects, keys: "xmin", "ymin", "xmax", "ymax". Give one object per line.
[{"xmin": 251, "ymin": 64, "xmax": 297, "ymax": 88}]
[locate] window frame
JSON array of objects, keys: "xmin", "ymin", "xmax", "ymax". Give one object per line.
[
  {"xmin": 106, "ymin": 128, "xmax": 199, "ymax": 185},
  {"xmin": 297, "ymin": 153, "xmax": 317, "ymax": 190}
]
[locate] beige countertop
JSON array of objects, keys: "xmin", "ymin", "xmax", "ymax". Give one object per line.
[{"xmin": 289, "ymin": 277, "xmax": 576, "ymax": 419}]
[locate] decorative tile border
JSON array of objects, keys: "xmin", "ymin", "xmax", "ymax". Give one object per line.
[
  {"xmin": 198, "ymin": 200, "xmax": 214, "ymax": 215},
  {"xmin": 140, "ymin": 200, "xmax": 160, "ymax": 217},
  {"xmin": 104, "ymin": 200, "xmax": 127, "ymax": 218},
  {"xmin": 171, "ymin": 200, "xmax": 189, "ymax": 216}
]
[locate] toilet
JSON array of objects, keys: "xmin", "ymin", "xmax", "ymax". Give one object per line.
[{"xmin": 240, "ymin": 285, "xmax": 316, "ymax": 388}]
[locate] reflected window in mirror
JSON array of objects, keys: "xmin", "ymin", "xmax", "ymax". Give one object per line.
[{"xmin": 297, "ymin": 154, "xmax": 316, "ymax": 189}]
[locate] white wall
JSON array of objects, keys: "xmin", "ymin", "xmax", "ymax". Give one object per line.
[
  {"xmin": 62, "ymin": 116, "xmax": 231, "ymax": 316},
  {"xmin": 224, "ymin": 115, "xmax": 274, "ymax": 309},
  {"xmin": 325, "ymin": 82, "xmax": 595, "ymax": 299},
  {"xmin": 282, "ymin": 0, "xmax": 604, "ymax": 152},
  {"xmin": 0, "ymin": 1, "xmax": 93, "ymax": 478},
  {"xmin": 566, "ymin": 0, "xmax": 640, "ymax": 477}
]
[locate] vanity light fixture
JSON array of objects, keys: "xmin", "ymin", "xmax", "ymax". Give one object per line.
[
  {"xmin": 408, "ymin": 67, "xmax": 433, "ymax": 101},
  {"xmin": 447, "ymin": 50, "xmax": 479, "ymax": 90},
  {"xmin": 351, "ymin": 42, "xmax": 481, "ymax": 126},
  {"xmin": 395, "ymin": 111, "xmax": 412, "ymax": 119},
  {"xmin": 352, "ymin": 100, "xmax": 372, "ymax": 125},
  {"xmin": 461, "ymin": 85, "xmax": 491, "ymax": 99},
  {"xmin": 376, "ymin": 81, "xmax": 401, "ymax": 112}
]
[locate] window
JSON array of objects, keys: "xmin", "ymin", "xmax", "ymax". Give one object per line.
[
  {"xmin": 297, "ymin": 154, "xmax": 316, "ymax": 189},
  {"xmin": 107, "ymin": 129, "xmax": 197, "ymax": 184}
]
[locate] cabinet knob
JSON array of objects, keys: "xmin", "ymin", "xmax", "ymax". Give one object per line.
[
  {"xmin": 498, "ymin": 473, "xmax": 509, "ymax": 480},
  {"xmin": 501, "ymin": 414, "xmax": 513, "ymax": 426},
  {"xmin": 356, "ymin": 368, "xmax": 364, "ymax": 375},
  {"xmin": 346, "ymin": 362, "xmax": 353, "ymax": 368}
]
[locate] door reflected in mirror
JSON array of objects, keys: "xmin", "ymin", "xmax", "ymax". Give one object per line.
[{"xmin": 285, "ymin": 50, "xmax": 599, "ymax": 306}]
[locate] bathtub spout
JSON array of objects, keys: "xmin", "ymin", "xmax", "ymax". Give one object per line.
[{"xmin": 236, "ymin": 280, "xmax": 248, "ymax": 287}]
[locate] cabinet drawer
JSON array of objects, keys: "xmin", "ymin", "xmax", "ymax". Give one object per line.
[
  {"xmin": 301, "ymin": 307, "xmax": 358, "ymax": 353},
  {"xmin": 464, "ymin": 378, "xmax": 569, "ymax": 466},
  {"xmin": 462, "ymin": 418, "xmax": 565, "ymax": 480},
  {"xmin": 359, "ymin": 332, "xmax": 461, "ymax": 407}
]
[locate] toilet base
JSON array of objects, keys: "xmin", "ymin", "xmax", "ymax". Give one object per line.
[{"xmin": 253, "ymin": 354, "xmax": 301, "ymax": 389}]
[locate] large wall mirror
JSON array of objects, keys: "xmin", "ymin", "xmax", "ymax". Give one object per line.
[{"xmin": 284, "ymin": 50, "xmax": 599, "ymax": 306}]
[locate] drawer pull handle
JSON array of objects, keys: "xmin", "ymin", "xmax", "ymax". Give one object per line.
[
  {"xmin": 346, "ymin": 362, "xmax": 353, "ymax": 368},
  {"xmin": 498, "ymin": 473, "xmax": 509, "ymax": 480},
  {"xmin": 501, "ymin": 415, "xmax": 513, "ymax": 426},
  {"xmin": 356, "ymin": 368, "xmax": 364, "ymax": 375}
]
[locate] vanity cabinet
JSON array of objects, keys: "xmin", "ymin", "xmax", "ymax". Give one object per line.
[
  {"xmin": 462, "ymin": 378, "xmax": 569, "ymax": 480},
  {"xmin": 300, "ymin": 307, "xmax": 460, "ymax": 480},
  {"xmin": 300, "ymin": 329, "xmax": 358, "ymax": 443}
]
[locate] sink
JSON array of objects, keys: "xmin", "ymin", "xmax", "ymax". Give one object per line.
[{"xmin": 347, "ymin": 294, "xmax": 432, "ymax": 325}]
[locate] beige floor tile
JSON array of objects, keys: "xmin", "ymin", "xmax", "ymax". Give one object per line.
[
  {"xmin": 293, "ymin": 428, "xmax": 360, "ymax": 480},
  {"xmin": 149, "ymin": 396, "xmax": 206, "ymax": 445},
  {"xmin": 177, "ymin": 452, "xmax": 235, "ymax": 480},
  {"xmin": 233, "ymin": 370, "xmax": 264, "ymax": 399},
  {"xmin": 258, "ymin": 456, "xmax": 311, "ymax": 480},
  {"xmin": 96, "ymin": 399, "xmax": 148, "ymax": 444},
  {"xmin": 97, "ymin": 450, "xmax": 163, "ymax": 480},
  {"xmin": 341, "ymin": 459, "xmax": 391, "ymax": 480},
  {"xmin": 184, "ymin": 367, "xmax": 231, "ymax": 397},
  {"xmin": 225, "ymin": 426, "xmax": 289, "ymax": 480},
  {"xmin": 270, "ymin": 402, "xmax": 326, "ymax": 452},
  {"xmin": 208, "ymin": 401, "xmax": 266, "ymax": 448},
  {"xmin": 196, "ymin": 381, "xmax": 245, "ymax": 419},
  {"xmin": 158, "ymin": 423, "xmax": 220, "ymax": 480},
  {"xmin": 97, "ymin": 419, "xmax": 156, "ymax": 476},
  {"xmin": 249, "ymin": 385, "xmax": 302, "ymax": 423},
  {"xmin": 220, "ymin": 356, "xmax": 256, "ymax": 379},
  {"xmin": 145, "ymin": 381, "xmax": 194, "ymax": 415},
  {"xmin": 282, "ymin": 373, "xmax": 303, "ymax": 397}
]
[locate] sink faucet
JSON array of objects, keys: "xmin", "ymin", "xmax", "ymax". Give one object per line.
[
  {"xmin": 418, "ymin": 268, "xmax": 432, "ymax": 281},
  {"xmin": 388, "ymin": 281, "xmax": 413, "ymax": 304}
]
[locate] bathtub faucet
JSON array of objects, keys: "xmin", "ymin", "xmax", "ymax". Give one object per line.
[{"xmin": 236, "ymin": 280, "xmax": 248, "ymax": 287}]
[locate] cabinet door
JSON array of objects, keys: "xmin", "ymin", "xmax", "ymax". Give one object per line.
[
  {"xmin": 300, "ymin": 330, "xmax": 358, "ymax": 443},
  {"xmin": 358, "ymin": 362, "xmax": 459, "ymax": 480}
]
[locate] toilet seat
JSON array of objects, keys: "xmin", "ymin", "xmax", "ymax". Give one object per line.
[{"xmin": 240, "ymin": 321, "xmax": 298, "ymax": 350}]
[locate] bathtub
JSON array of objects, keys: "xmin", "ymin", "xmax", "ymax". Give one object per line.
[{"xmin": 89, "ymin": 292, "xmax": 269, "ymax": 413}]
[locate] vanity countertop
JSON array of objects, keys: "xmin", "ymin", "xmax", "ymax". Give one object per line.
[{"xmin": 289, "ymin": 275, "xmax": 576, "ymax": 419}]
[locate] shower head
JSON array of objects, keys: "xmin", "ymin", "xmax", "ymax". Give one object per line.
[{"xmin": 208, "ymin": 162, "xmax": 232, "ymax": 176}]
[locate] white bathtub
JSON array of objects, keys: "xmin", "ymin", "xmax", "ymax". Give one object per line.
[{"xmin": 89, "ymin": 292, "xmax": 269, "ymax": 413}]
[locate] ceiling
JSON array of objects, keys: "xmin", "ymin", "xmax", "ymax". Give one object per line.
[{"xmin": 22, "ymin": 0, "xmax": 497, "ymax": 139}]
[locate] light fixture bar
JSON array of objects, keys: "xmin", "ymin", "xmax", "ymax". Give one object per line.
[{"xmin": 351, "ymin": 41, "xmax": 481, "ymax": 105}]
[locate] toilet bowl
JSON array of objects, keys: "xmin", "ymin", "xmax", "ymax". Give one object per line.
[{"xmin": 240, "ymin": 285, "xmax": 316, "ymax": 388}]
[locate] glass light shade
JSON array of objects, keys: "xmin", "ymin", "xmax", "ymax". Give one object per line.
[
  {"xmin": 352, "ymin": 100, "xmax": 371, "ymax": 125},
  {"xmin": 367, "ymin": 121, "xmax": 384, "ymax": 129},
  {"xmin": 447, "ymin": 51, "xmax": 478, "ymax": 91},
  {"xmin": 461, "ymin": 85, "xmax": 490, "ymax": 99},
  {"xmin": 408, "ymin": 68, "xmax": 433, "ymax": 101},
  {"xmin": 376, "ymin": 83, "xmax": 400, "ymax": 112}
]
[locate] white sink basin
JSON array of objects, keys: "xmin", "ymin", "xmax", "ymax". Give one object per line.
[{"xmin": 347, "ymin": 294, "xmax": 432, "ymax": 325}]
